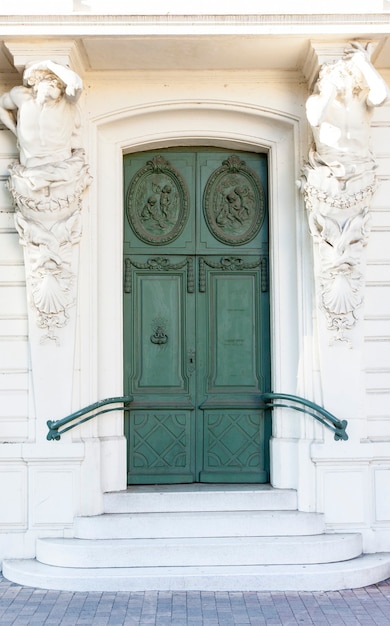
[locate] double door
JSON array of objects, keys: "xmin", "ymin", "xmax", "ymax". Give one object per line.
[{"xmin": 123, "ymin": 148, "xmax": 270, "ymax": 483}]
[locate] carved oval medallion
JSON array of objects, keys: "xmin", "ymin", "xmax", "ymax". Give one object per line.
[
  {"xmin": 203, "ymin": 155, "xmax": 265, "ymax": 246},
  {"xmin": 126, "ymin": 155, "xmax": 189, "ymax": 245}
]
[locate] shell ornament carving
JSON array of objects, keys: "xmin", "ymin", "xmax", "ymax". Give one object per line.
[
  {"xmin": 126, "ymin": 155, "xmax": 189, "ymax": 245},
  {"xmin": 308, "ymin": 203, "xmax": 371, "ymax": 342},
  {"xmin": 203, "ymin": 155, "xmax": 265, "ymax": 246}
]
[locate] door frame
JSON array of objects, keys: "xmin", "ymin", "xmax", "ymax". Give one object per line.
[{"xmin": 87, "ymin": 100, "xmax": 312, "ymax": 493}]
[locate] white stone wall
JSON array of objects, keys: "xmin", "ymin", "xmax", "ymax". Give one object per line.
[
  {"xmin": 367, "ymin": 99, "xmax": 390, "ymax": 550},
  {"xmin": 366, "ymin": 100, "xmax": 390, "ymax": 440},
  {"xmin": 0, "ymin": 128, "xmax": 28, "ymax": 442}
]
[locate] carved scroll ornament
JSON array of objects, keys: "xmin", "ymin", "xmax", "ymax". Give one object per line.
[{"xmin": 299, "ymin": 43, "xmax": 388, "ymax": 343}]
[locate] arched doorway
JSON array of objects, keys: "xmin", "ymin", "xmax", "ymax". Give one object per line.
[{"xmin": 93, "ymin": 102, "xmax": 302, "ymax": 495}]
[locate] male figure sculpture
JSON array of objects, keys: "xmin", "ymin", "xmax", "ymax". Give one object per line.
[
  {"xmin": 0, "ymin": 59, "xmax": 86, "ymax": 193},
  {"xmin": 305, "ymin": 42, "xmax": 388, "ymax": 195},
  {"xmin": 0, "ymin": 60, "xmax": 91, "ymax": 340},
  {"xmin": 301, "ymin": 43, "xmax": 388, "ymax": 342}
]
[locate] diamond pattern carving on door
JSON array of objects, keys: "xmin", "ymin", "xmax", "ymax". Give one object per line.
[
  {"xmin": 204, "ymin": 412, "xmax": 262, "ymax": 467},
  {"xmin": 201, "ymin": 411, "xmax": 267, "ymax": 482},
  {"xmin": 128, "ymin": 411, "xmax": 194, "ymax": 482}
]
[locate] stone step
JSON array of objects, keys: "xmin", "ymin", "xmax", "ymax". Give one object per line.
[
  {"xmin": 4, "ymin": 553, "xmax": 390, "ymax": 592},
  {"xmin": 103, "ymin": 485, "xmax": 298, "ymax": 513},
  {"xmin": 36, "ymin": 533, "xmax": 362, "ymax": 568},
  {"xmin": 74, "ymin": 510, "xmax": 325, "ymax": 539}
]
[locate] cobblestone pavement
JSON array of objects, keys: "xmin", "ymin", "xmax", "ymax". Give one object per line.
[{"xmin": 1, "ymin": 576, "xmax": 390, "ymax": 625}]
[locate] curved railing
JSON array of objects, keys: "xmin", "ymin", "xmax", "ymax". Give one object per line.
[
  {"xmin": 261, "ymin": 392, "xmax": 348, "ymax": 441},
  {"xmin": 46, "ymin": 396, "xmax": 133, "ymax": 440},
  {"xmin": 46, "ymin": 392, "xmax": 347, "ymax": 442}
]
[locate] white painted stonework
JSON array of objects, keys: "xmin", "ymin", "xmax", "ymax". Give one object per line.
[{"xmin": 0, "ymin": 7, "xmax": 389, "ymax": 590}]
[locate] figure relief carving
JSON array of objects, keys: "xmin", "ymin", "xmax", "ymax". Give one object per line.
[
  {"xmin": 0, "ymin": 60, "xmax": 92, "ymax": 342},
  {"xmin": 126, "ymin": 155, "xmax": 189, "ymax": 245},
  {"xmin": 203, "ymin": 155, "xmax": 265, "ymax": 246},
  {"xmin": 299, "ymin": 43, "xmax": 388, "ymax": 343}
]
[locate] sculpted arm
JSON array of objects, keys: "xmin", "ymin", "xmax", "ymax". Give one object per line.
[
  {"xmin": 24, "ymin": 60, "xmax": 83, "ymax": 102},
  {"xmin": 306, "ymin": 77, "xmax": 337, "ymax": 128},
  {"xmin": 0, "ymin": 86, "xmax": 30, "ymax": 135},
  {"xmin": 0, "ymin": 91, "xmax": 17, "ymax": 134},
  {"xmin": 346, "ymin": 42, "xmax": 389, "ymax": 107}
]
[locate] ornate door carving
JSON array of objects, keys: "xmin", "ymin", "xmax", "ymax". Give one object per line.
[{"xmin": 123, "ymin": 149, "xmax": 270, "ymax": 484}]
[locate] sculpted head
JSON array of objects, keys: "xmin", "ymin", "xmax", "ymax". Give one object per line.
[
  {"xmin": 24, "ymin": 68, "xmax": 66, "ymax": 104},
  {"xmin": 317, "ymin": 58, "xmax": 365, "ymax": 96}
]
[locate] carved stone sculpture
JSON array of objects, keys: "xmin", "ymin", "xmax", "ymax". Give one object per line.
[
  {"xmin": 299, "ymin": 43, "xmax": 388, "ymax": 342},
  {"xmin": 0, "ymin": 60, "xmax": 92, "ymax": 342}
]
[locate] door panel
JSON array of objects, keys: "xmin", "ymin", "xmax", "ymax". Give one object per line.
[
  {"xmin": 206, "ymin": 269, "xmax": 259, "ymax": 389},
  {"xmin": 201, "ymin": 410, "xmax": 267, "ymax": 483},
  {"xmin": 127, "ymin": 410, "xmax": 195, "ymax": 484},
  {"xmin": 124, "ymin": 148, "xmax": 270, "ymax": 484},
  {"xmin": 197, "ymin": 255, "xmax": 269, "ymax": 482},
  {"xmin": 124, "ymin": 255, "xmax": 195, "ymax": 402},
  {"xmin": 124, "ymin": 253, "xmax": 196, "ymax": 483},
  {"xmin": 137, "ymin": 274, "xmax": 185, "ymax": 390}
]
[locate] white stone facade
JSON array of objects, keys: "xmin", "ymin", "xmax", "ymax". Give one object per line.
[{"xmin": 0, "ymin": 4, "xmax": 390, "ymax": 574}]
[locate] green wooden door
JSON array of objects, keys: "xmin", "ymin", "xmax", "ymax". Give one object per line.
[{"xmin": 123, "ymin": 149, "xmax": 270, "ymax": 484}]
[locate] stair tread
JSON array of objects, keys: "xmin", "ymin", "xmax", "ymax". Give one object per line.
[
  {"xmin": 78, "ymin": 510, "xmax": 321, "ymax": 518},
  {"xmin": 74, "ymin": 510, "xmax": 325, "ymax": 538},
  {"xmin": 103, "ymin": 486, "xmax": 298, "ymax": 512},
  {"xmin": 4, "ymin": 553, "xmax": 390, "ymax": 592},
  {"xmin": 39, "ymin": 533, "xmax": 361, "ymax": 546},
  {"xmin": 7, "ymin": 552, "xmax": 389, "ymax": 574}
]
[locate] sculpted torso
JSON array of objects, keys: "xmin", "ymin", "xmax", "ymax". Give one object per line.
[
  {"xmin": 311, "ymin": 91, "xmax": 372, "ymax": 162},
  {"xmin": 9, "ymin": 85, "xmax": 80, "ymax": 168},
  {"xmin": 306, "ymin": 46, "xmax": 388, "ymax": 171}
]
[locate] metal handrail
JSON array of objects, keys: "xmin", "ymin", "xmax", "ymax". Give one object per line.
[
  {"xmin": 47, "ymin": 392, "xmax": 347, "ymax": 442},
  {"xmin": 47, "ymin": 396, "xmax": 133, "ymax": 440},
  {"xmin": 261, "ymin": 392, "xmax": 348, "ymax": 441}
]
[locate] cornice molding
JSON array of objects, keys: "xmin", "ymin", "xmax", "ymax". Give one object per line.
[
  {"xmin": 0, "ymin": 14, "xmax": 390, "ymax": 35},
  {"xmin": 3, "ymin": 39, "xmax": 87, "ymax": 75},
  {"xmin": 302, "ymin": 39, "xmax": 382, "ymax": 89},
  {"xmin": 302, "ymin": 41, "xmax": 351, "ymax": 90}
]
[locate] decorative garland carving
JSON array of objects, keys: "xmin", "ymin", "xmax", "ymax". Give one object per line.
[
  {"xmin": 123, "ymin": 256, "xmax": 194, "ymax": 294},
  {"xmin": 299, "ymin": 43, "xmax": 388, "ymax": 343},
  {"xmin": 198, "ymin": 256, "xmax": 265, "ymax": 293},
  {"xmin": 203, "ymin": 155, "xmax": 265, "ymax": 246},
  {"xmin": 126, "ymin": 155, "xmax": 189, "ymax": 245}
]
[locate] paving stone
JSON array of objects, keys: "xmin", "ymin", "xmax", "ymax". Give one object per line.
[{"xmin": 1, "ymin": 576, "xmax": 390, "ymax": 624}]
